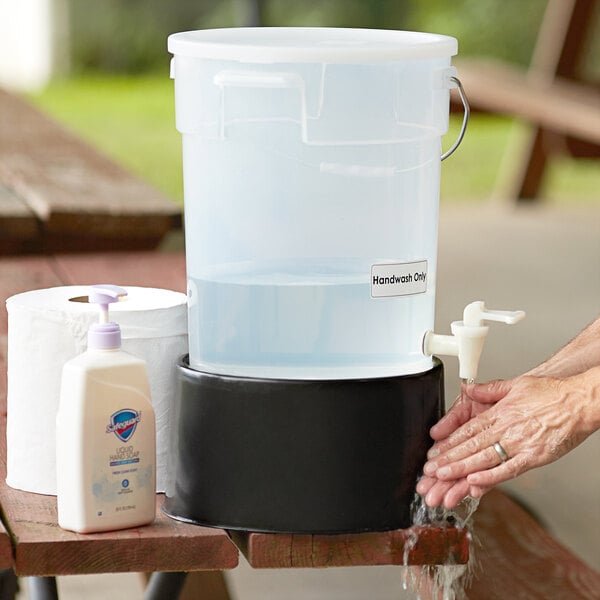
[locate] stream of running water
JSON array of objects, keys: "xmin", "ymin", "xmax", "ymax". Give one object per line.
[{"xmin": 399, "ymin": 493, "xmax": 480, "ymax": 600}]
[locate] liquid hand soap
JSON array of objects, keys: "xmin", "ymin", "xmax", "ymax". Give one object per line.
[{"xmin": 56, "ymin": 284, "xmax": 156, "ymax": 533}]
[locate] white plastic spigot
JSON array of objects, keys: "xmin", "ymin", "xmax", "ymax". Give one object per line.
[{"xmin": 423, "ymin": 301, "xmax": 525, "ymax": 381}]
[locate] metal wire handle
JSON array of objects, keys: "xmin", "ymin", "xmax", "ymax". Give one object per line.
[{"xmin": 441, "ymin": 76, "xmax": 470, "ymax": 161}]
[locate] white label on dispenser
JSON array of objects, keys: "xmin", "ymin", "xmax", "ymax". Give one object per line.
[{"xmin": 371, "ymin": 261, "xmax": 428, "ymax": 298}]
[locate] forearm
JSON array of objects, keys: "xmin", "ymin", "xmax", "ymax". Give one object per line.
[{"xmin": 526, "ymin": 316, "xmax": 600, "ymax": 378}]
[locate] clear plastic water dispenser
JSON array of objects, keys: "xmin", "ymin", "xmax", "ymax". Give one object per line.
[
  {"xmin": 164, "ymin": 27, "xmax": 525, "ymax": 535},
  {"xmin": 170, "ymin": 28, "xmax": 461, "ymax": 380}
]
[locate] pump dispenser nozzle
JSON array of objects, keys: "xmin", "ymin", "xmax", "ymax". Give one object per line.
[
  {"xmin": 87, "ymin": 285, "xmax": 127, "ymax": 350},
  {"xmin": 423, "ymin": 301, "xmax": 525, "ymax": 381}
]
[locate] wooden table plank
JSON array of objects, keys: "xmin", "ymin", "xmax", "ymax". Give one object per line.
[
  {"xmin": 1, "ymin": 482, "xmax": 236, "ymax": 576},
  {"xmin": 0, "ymin": 88, "xmax": 181, "ymax": 252},
  {"xmin": 0, "ymin": 517, "xmax": 13, "ymax": 569},
  {"xmin": 231, "ymin": 526, "xmax": 469, "ymax": 568},
  {"xmin": 466, "ymin": 489, "xmax": 600, "ymax": 599},
  {"xmin": 0, "ymin": 185, "xmax": 41, "ymax": 254},
  {"xmin": 53, "ymin": 251, "xmax": 186, "ymax": 292},
  {"xmin": 2, "ymin": 487, "xmax": 236, "ymax": 576},
  {"xmin": 454, "ymin": 59, "xmax": 600, "ymax": 145},
  {"xmin": 0, "ymin": 253, "xmax": 237, "ymax": 577},
  {"xmin": 452, "ymin": 1, "xmax": 600, "ymax": 202}
]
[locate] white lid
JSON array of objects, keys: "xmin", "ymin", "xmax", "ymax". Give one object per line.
[{"xmin": 168, "ymin": 27, "xmax": 457, "ymax": 63}]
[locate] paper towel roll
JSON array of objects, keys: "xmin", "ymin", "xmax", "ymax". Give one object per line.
[{"xmin": 6, "ymin": 286, "xmax": 188, "ymax": 495}]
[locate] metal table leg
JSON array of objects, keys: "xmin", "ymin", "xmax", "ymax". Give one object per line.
[
  {"xmin": 27, "ymin": 577, "xmax": 58, "ymax": 600},
  {"xmin": 0, "ymin": 570, "xmax": 18, "ymax": 600},
  {"xmin": 144, "ymin": 572, "xmax": 188, "ymax": 600}
]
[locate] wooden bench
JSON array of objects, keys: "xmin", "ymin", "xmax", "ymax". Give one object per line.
[
  {"xmin": 453, "ymin": 0, "xmax": 600, "ymax": 201},
  {"xmin": 455, "ymin": 59, "xmax": 600, "ymax": 147},
  {"xmin": 0, "ymin": 88, "xmax": 182, "ymax": 254}
]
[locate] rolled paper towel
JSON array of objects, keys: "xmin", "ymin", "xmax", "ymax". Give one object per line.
[{"xmin": 6, "ymin": 286, "xmax": 188, "ymax": 495}]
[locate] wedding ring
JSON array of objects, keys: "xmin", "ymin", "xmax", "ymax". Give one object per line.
[{"xmin": 493, "ymin": 442, "xmax": 509, "ymax": 463}]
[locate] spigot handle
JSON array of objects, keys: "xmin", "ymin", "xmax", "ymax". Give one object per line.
[
  {"xmin": 463, "ymin": 301, "xmax": 525, "ymax": 327},
  {"xmin": 481, "ymin": 309, "xmax": 526, "ymax": 325}
]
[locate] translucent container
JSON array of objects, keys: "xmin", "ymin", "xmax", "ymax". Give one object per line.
[{"xmin": 168, "ymin": 28, "xmax": 459, "ymax": 379}]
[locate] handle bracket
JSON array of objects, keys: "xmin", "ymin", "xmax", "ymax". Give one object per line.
[{"xmin": 441, "ymin": 76, "xmax": 470, "ymax": 161}]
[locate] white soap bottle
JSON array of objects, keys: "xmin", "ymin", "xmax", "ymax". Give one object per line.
[{"xmin": 56, "ymin": 284, "xmax": 156, "ymax": 533}]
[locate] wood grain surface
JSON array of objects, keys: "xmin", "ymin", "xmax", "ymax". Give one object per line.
[
  {"xmin": 0, "ymin": 185, "xmax": 40, "ymax": 254},
  {"xmin": 466, "ymin": 489, "xmax": 600, "ymax": 599},
  {"xmin": 0, "ymin": 89, "xmax": 181, "ymax": 253},
  {"xmin": 454, "ymin": 58, "xmax": 600, "ymax": 145},
  {"xmin": 231, "ymin": 525, "xmax": 470, "ymax": 568},
  {"xmin": 0, "ymin": 516, "xmax": 12, "ymax": 569}
]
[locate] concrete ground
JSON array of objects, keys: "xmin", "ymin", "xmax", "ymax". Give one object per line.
[{"xmin": 17, "ymin": 202, "xmax": 599, "ymax": 599}]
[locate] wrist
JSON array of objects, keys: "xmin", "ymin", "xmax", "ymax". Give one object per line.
[{"xmin": 571, "ymin": 366, "xmax": 600, "ymax": 435}]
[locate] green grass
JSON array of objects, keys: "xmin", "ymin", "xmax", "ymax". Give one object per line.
[
  {"xmin": 441, "ymin": 113, "xmax": 512, "ymax": 201},
  {"xmin": 29, "ymin": 74, "xmax": 599, "ymax": 206},
  {"xmin": 28, "ymin": 74, "xmax": 184, "ymax": 203}
]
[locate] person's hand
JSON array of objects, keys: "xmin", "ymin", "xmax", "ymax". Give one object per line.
[
  {"xmin": 416, "ymin": 384, "xmax": 496, "ymax": 507},
  {"xmin": 417, "ymin": 368, "xmax": 600, "ymax": 508}
]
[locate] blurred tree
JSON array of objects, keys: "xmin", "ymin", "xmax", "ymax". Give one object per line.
[
  {"xmin": 408, "ymin": 0, "xmax": 547, "ymax": 66},
  {"xmin": 262, "ymin": 0, "xmax": 409, "ymax": 28},
  {"xmin": 69, "ymin": 0, "xmax": 214, "ymax": 73},
  {"xmin": 67, "ymin": 0, "xmax": 549, "ymax": 74},
  {"xmin": 233, "ymin": 0, "xmax": 266, "ymax": 26}
]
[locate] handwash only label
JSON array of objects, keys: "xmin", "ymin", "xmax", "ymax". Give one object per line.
[{"xmin": 371, "ymin": 260, "xmax": 428, "ymax": 298}]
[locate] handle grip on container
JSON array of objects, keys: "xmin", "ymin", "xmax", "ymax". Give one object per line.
[
  {"xmin": 441, "ymin": 76, "xmax": 469, "ymax": 161},
  {"xmin": 214, "ymin": 71, "xmax": 304, "ymax": 89}
]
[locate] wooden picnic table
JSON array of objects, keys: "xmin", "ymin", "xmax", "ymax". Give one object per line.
[
  {"xmin": 0, "ymin": 251, "xmax": 598, "ymax": 599},
  {"xmin": 0, "ymin": 251, "xmax": 469, "ymax": 599},
  {"xmin": 0, "ymin": 88, "xmax": 182, "ymax": 254},
  {"xmin": 453, "ymin": 0, "xmax": 600, "ymax": 201}
]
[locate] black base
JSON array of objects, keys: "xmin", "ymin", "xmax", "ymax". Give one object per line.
[{"xmin": 163, "ymin": 356, "xmax": 444, "ymax": 533}]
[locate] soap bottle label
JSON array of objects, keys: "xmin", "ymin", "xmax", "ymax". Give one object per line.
[{"xmin": 89, "ymin": 406, "xmax": 154, "ymax": 523}]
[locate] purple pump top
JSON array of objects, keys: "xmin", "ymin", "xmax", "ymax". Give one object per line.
[{"xmin": 87, "ymin": 285, "xmax": 127, "ymax": 350}]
